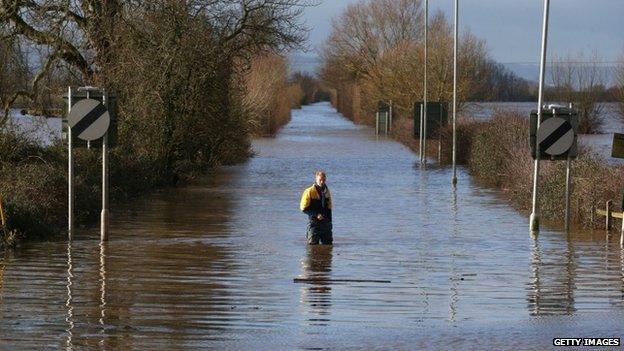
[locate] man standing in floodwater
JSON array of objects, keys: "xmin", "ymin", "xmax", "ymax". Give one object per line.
[{"xmin": 300, "ymin": 171, "xmax": 333, "ymax": 245}]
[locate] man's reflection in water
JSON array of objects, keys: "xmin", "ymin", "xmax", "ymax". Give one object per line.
[{"xmin": 299, "ymin": 245, "xmax": 333, "ymax": 326}]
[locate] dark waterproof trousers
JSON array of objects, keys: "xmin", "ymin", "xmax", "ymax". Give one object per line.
[{"xmin": 307, "ymin": 219, "xmax": 333, "ymax": 245}]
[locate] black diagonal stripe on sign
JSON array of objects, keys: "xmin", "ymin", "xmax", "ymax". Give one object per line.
[
  {"xmin": 539, "ymin": 120, "xmax": 572, "ymax": 152},
  {"xmin": 72, "ymin": 103, "xmax": 107, "ymax": 137}
]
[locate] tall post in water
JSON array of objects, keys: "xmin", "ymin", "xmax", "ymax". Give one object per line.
[
  {"xmin": 530, "ymin": 0, "xmax": 550, "ymax": 234},
  {"xmin": 67, "ymin": 87, "xmax": 74, "ymax": 240},
  {"xmin": 101, "ymin": 89, "xmax": 109, "ymax": 242},
  {"xmin": 451, "ymin": 0, "xmax": 458, "ymax": 185},
  {"xmin": 422, "ymin": 0, "xmax": 428, "ymax": 165}
]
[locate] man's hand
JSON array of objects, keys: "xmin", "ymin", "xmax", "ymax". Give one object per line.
[{"xmin": 316, "ymin": 214, "xmax": 324, "ymax": 221}]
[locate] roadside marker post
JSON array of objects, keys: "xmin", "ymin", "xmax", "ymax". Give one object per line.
[
  {"xmin": 65, "ymin": 87, "xmax": 113, "ymax": 241},
  {"xmin": 531, "ymin": 105, "xmax": 578, "ymax": 232}
]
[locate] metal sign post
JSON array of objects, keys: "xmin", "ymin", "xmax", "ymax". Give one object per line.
[
  {"xmin": 101, "ymin": 90, "xmax": 109, "ymax": 241},
  {"xmin": 451, "ymin": 0, "xmax": 458, "ymax": 185},
  {"xmin": 68, "ymin": 87, "xmax": 74, "ymax": 239},
  {"xmin": 422, "ymin": 0, "xmax": 428, "ymax": 166},
  {"xmin": 530, "ymin": 0, "xmax": 551, "ymax": 234},
  {"xmin": 66, "ymin": 87, "xmax": 111, "ymax": 241}
]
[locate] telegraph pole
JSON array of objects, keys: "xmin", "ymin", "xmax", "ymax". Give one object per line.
[{"xmin": 530, "ymin": 0, "xmax": 551, "ymax": 234}]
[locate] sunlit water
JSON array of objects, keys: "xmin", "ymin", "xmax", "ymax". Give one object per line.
[{"xmin": 1, "ymin": 102, "xmax": 623, "ymax": 350}]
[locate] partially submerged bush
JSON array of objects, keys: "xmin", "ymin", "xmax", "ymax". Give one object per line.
[{"xmin": 435, "ymin": 110, "xmax": 624, "ymax": 228}]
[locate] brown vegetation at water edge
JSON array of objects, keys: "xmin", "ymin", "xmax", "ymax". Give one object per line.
[{"xmin": 423, "ymin": 110, "xmax": 624, "ymax": 229}]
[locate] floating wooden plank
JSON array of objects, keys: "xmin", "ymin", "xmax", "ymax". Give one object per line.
[
  {"xmin": 293, "ymin": 278, "xmax": 391, "ymax": 284},
  {"xmin": 596, "ymin": 209, "xmax": 624, "ymax": 219}
]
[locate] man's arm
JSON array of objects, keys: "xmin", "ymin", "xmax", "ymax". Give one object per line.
[{"xmin": 300, "ymin": 188, "xmax": 317, "ymax": 220}]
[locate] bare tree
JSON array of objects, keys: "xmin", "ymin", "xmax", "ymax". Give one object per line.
[
  {"xmin": 320, "ymin": 0, "xmax": 490, "ymax": 122},
  {"xmin": 0, "ymin": 25, "xmax": 29, "ymax": 123},
  {"xmin": 0, "ymin": 0, "xmax": 311, "ymax": 125},
  {"xmin": 549, "ymin": 51, "xmax": 606, "ymax": 133},
  {"xmin": 615, "ymin": 53, "xmax": 624, "ymax": 119}
]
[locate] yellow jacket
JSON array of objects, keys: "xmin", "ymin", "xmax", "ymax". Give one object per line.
[{"xmin": 300, "ymin": 184, "xmax": 332, "ymax": 214}]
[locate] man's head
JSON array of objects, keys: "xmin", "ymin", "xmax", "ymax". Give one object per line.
[{"xmin": 315, "ymin": 170, "xmax": 327, "ymax": 187}]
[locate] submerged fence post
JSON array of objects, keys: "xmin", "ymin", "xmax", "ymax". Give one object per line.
[
  {"xmin": 564, "ymin": 157, "xmax": 572, "ymax": 231},
  {"xmin": 384, "ymin": 111, "xmax": 389, "ymax": 135},
  {"xmin": 0, "ymin": 194, "xmax": 5, "ymax": 227},
  {"xmin": 389, "ymin": 100, "xmax": 393, "ymax": 134}
]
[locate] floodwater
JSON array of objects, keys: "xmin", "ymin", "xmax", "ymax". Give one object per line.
[{"xmin": 1, "ymin": 102, "xmax": 623, "ymax": 350}]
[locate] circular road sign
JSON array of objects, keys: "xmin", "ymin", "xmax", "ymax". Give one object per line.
[
  {"xmin": 536, "ymin": 117, "xmax": 574, "ymax": 156},
  {"xmin": 68, "ymin": 99, "xmax": 110, "ymax": 141}
]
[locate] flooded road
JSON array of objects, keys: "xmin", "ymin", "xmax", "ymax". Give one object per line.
[{"xmin": 1, "ymin": 102, "xmax": 623, "ymax": 350}]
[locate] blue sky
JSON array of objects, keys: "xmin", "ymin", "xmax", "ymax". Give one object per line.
[{"xmin": 301, "ymin": 0, "xmax": 624, "ymax": 63}]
